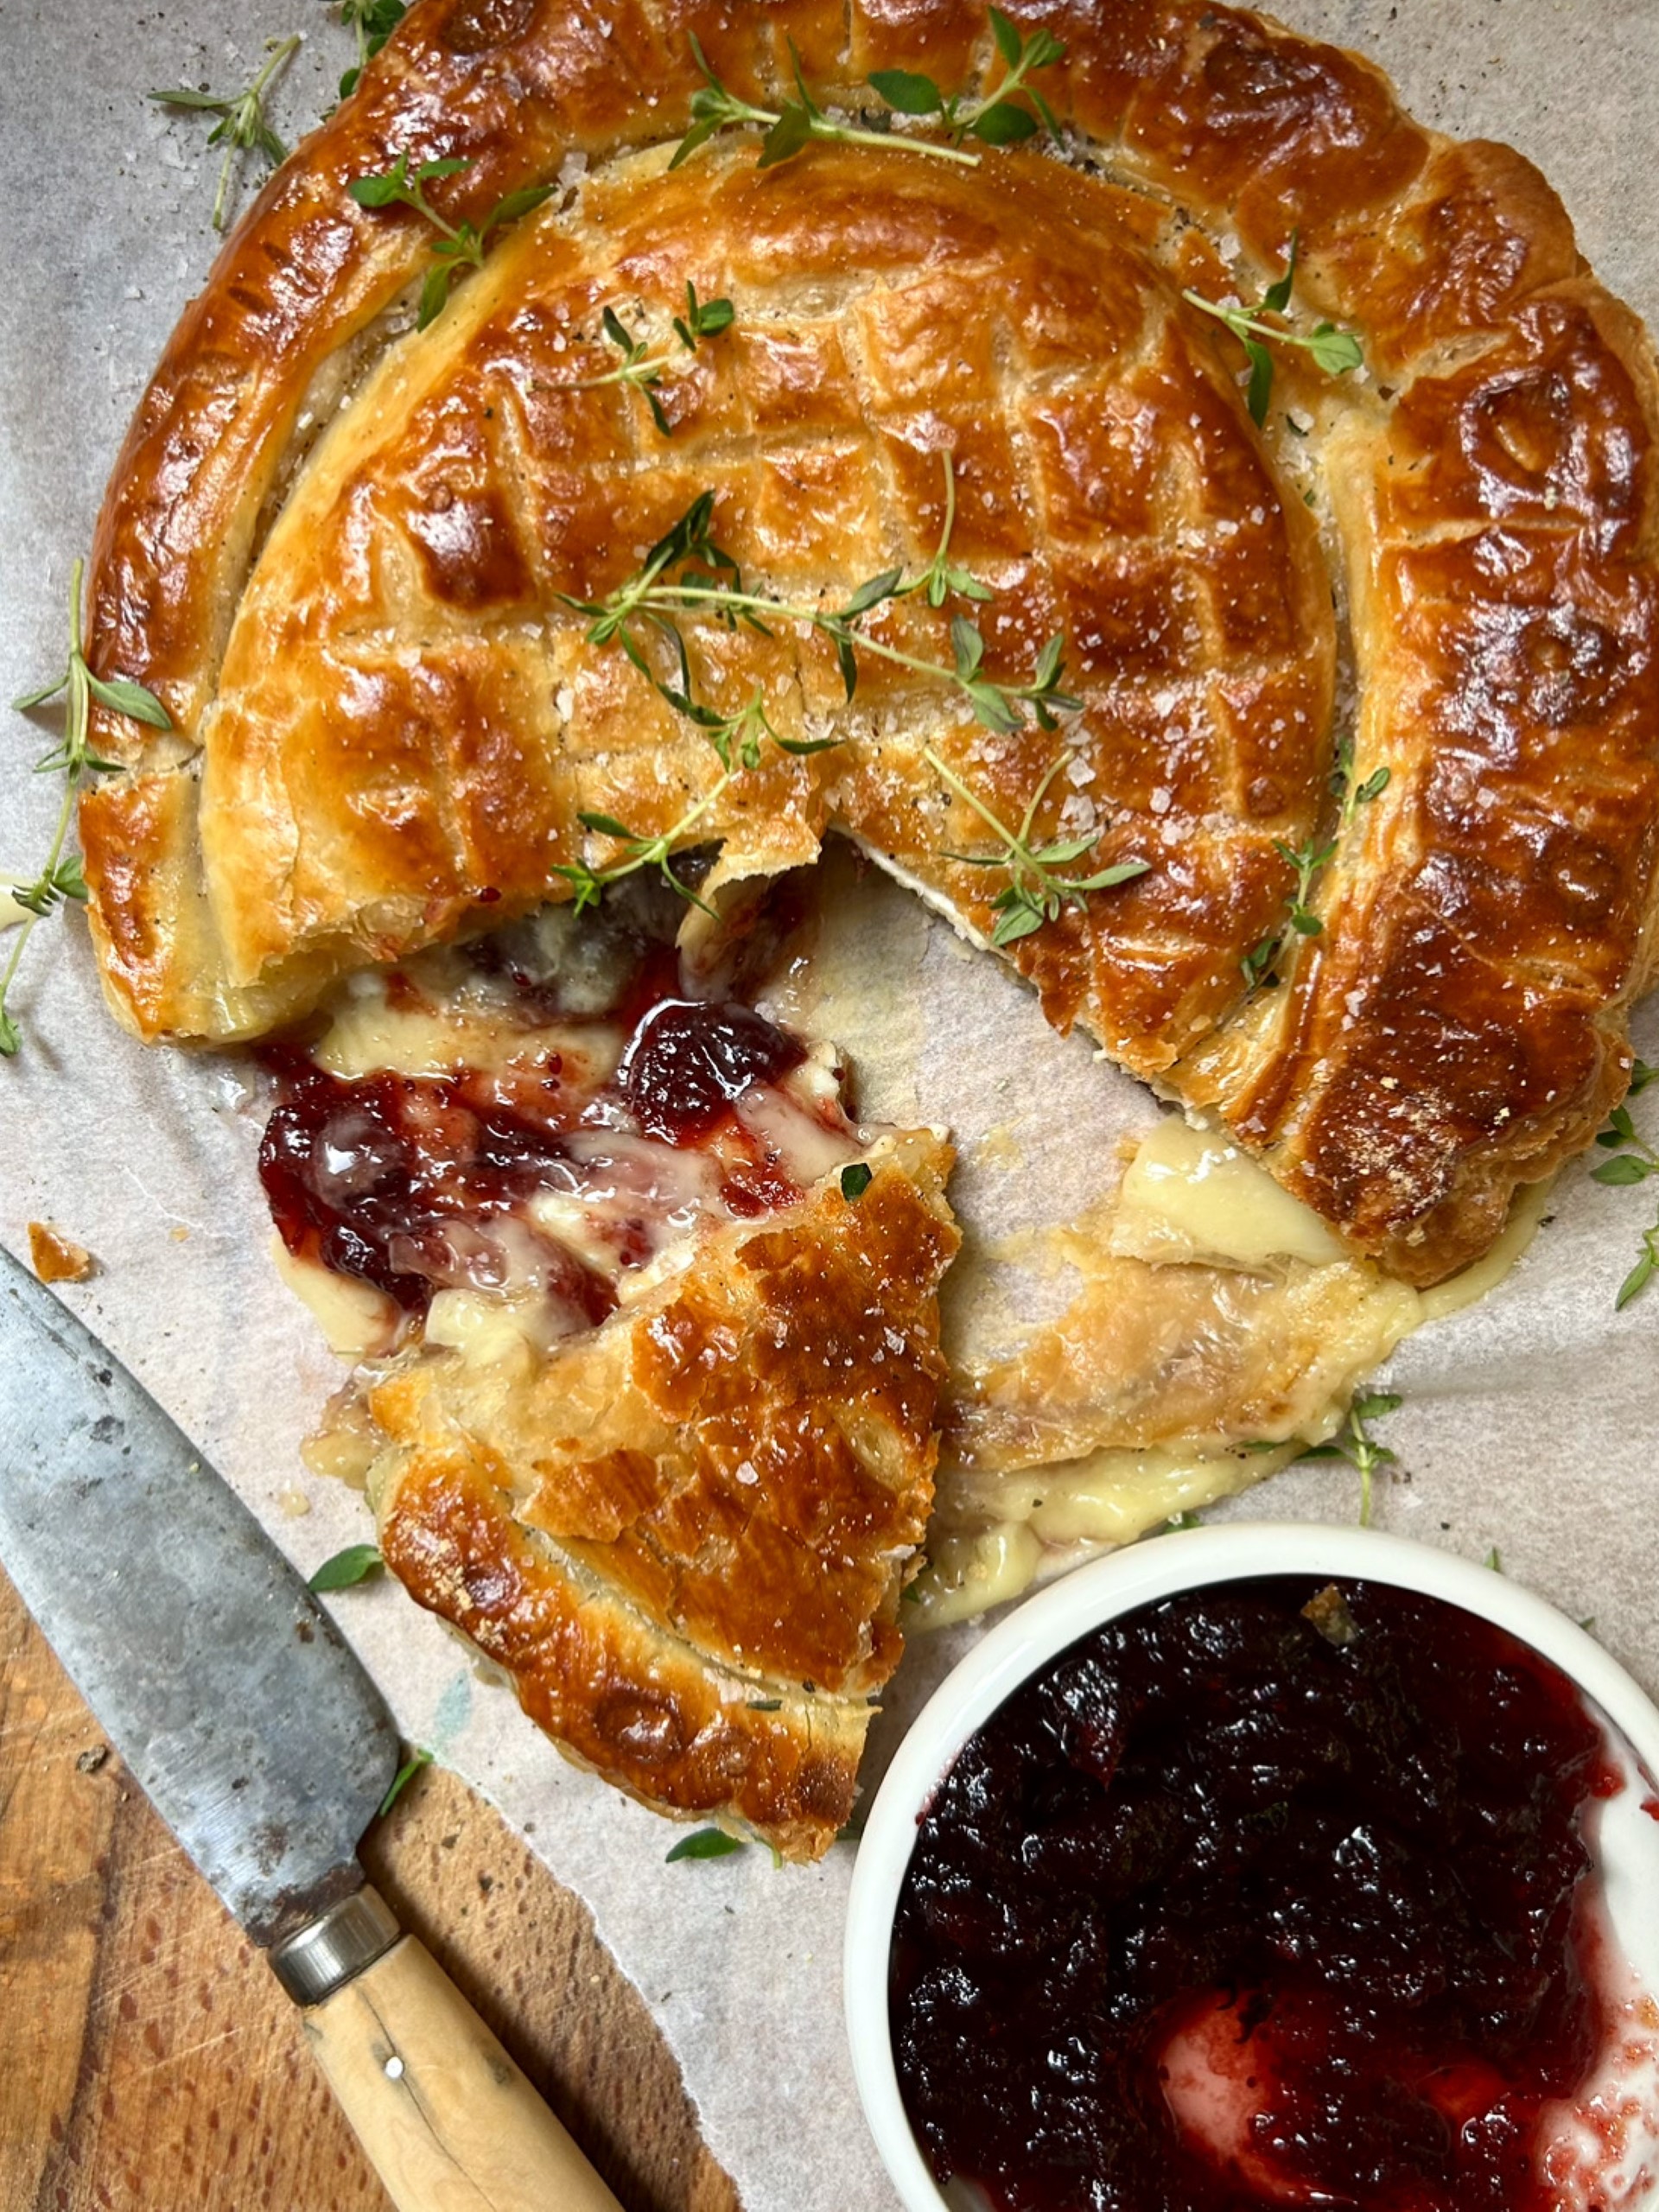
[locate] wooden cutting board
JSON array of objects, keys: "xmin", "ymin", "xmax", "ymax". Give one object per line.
[{"xmin": 0, "ymin": 1567, "xmax": 742, "ymax": 2212}]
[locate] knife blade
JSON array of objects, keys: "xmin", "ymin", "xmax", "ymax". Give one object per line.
[{"xmin": 0, "ymin": 1244, "xmax": 625, "ymax": 2212}]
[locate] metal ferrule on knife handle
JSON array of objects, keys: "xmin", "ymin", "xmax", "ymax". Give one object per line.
[{"xmin": 270, "ymin": 1884, "xmax": 402, "ymax": 2005}]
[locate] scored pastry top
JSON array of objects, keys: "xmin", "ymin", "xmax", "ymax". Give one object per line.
[
  {"xmin": 189, "ymin": 141, "xmax": 1333, "ymax": 1078},
  {"xmin": 80, "ymin": 0, "xmax": 1659, "ymax": 1283}
]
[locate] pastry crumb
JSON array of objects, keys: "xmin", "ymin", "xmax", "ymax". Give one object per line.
[{"xmin": 28, "ymin": 1221, "xmax": 96, "ymax": 1284}]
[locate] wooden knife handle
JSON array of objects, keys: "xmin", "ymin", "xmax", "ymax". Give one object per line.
[{"xmin": 302, "ymin": 1932, "xmax": 627, "ymax": 2212}]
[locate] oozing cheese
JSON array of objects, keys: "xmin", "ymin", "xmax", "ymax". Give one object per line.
[
  {"xmin": 271, "ymin": 1237, "xmax": 397, "ymax": 1359},
  {"xmin": 1112, "ymin": 1116, "xmax": 1346, "ymax": 1267},
  {"xmin": 920, "ymin": 1124, "xmax": 1550, "ymax": 1624},
  {"xmin": 315, "ymin": 962, "xmax": 619, "ymax": 1083}
]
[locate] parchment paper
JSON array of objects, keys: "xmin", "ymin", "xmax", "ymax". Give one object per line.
[{"xmin": 2, "ymin": 5, "xmax": 1656, "ymax": 2207}]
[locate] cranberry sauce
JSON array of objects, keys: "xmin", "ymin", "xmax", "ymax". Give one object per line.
[
  {"xmin": 258, "ymin": 957, "xmax": 812, "ymax": 1319},
  {"xmin": 258, "ymin": 1048, "xmax": 617, "ymax": 1319},
  {"xmin": 891, "ymin": 1578, "xmax": 1619, "ymax": 2212},
  {"xmin": 620, "ymin": 999, "xmax": 804, "ymax": 1140}
]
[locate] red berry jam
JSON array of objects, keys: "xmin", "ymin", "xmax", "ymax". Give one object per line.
[
  {"xmin": 258, "ymin": 977, "xmax": 813, "ymax": 1320},
  {"xmin": 620, "ymin": 998, "xmax": 804, "ymax": 1141},
  {"xmin": 891, "ymin": 1578, "xmax": 1622, "ymax": 2212},
  {"xmin": 257, "ymin": 1049, "xmax": 618, "ymax": 1319}
]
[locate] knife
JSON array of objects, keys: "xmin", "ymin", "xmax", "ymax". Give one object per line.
[{"xmin": 0, "ymin": 1244, "xmax": 625, "ymax": 2212}]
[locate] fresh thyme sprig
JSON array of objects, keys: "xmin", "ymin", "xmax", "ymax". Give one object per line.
[
  {"xmin": 1299, "ymin": 1389, "xmax": 1402, "ymax": 1527},
  {"xmin": 1241, "ymin": 749, "xmax": 1389, "ymax": 990},
  {"xmin": 671, "ymin": 33, "xmax": 980, "ymax": 173},
  {"xmin": 869, "ymin": 9, "xmax": 1065, "ymax": 147},
  {"xmin": 3, "ymin": 562, "xmax": 172, "ymax": 1058},
  {"xmin": 1332, "ymin": 734, "xmax": 1391, "ymax": 829},
  {"xmin": 927, "ymin": 747, "xmax": 1148, "ymax": 947},
  {"xmin": 552, "ymin": 789, "xmax": 734, "ymax": 918},
  {"xmin": 348, "ymin": 153, "xmax": 554, "ymax": 328},
  {"xmin": 556, "ymin": 459, "xmax": 1109, "ymax": 930},
  {"xmin": 150, "ymin": 34, "xmax": 302, "ymax": 232},
  {"xmin": 1183, "ymin": 234, "xmax": 1364, "ymax": 428},
  {"xmin": 336, "ymin": 0, "xmax": 405, "ymax": 99},
  {"xmin": 565, "ymin": 471, "xmax": 1077, "ymax": 736},
  {"xmin": 1239, "ymin": 830, "xmax": 1334, "ymax": 991},
  {"xmin": 577, "ymin": 286, "xmax": 734, "ymax": 435},
  {"xmin": 1591, "ymin": 1059, "xmax": 1659, "ymax": 1308}
]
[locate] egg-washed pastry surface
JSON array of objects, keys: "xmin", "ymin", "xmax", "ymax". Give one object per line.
[
  {"xmin": 79, "ymin": 0, "xmax": 1659, "ymax": 1288},
  {"xmin": 370, "ymin": 1131, "xmax": 956, "ymax": 1859}
]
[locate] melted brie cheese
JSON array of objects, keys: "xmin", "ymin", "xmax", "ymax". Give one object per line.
[
  {"xmin": 315, "ymin": 963, "xmax": 618, "ymax": 1083},
  {"xmin": 921, "ymin": 1127, "xmax": 1550, "ymax": 1623},
  {"xmin": 1112, "ymin": 1116, "xmax": 1346, "ymax": 1267},
  {"xmin": 271, "ymin": 1237, "xmax": 397, "ymax": 1359}
]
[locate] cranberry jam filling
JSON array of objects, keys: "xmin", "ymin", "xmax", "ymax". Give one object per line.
[
  {"xmin": 891, "ymin": 1578, "xmax": 1622, "ymax": 2212},
  {"xmin": 257, "ymin": 891, "xmax": 828, "ymax": 1330}
]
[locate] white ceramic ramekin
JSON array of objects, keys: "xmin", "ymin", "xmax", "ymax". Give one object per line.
[{"xmin": 844, "ymin": 1523, "xmax": 1659, "ymax": 2212}]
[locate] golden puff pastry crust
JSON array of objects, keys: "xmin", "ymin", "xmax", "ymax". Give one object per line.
[
  {"xmin": 82, "ymin": 0, "xmax": 1659, "ymax": 1288},
  {"xmin": 369, "ymin": 1132, "xmax": 959, "ymax": 1858}
]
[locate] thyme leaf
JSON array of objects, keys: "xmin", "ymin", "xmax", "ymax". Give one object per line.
[
  {"xmin": 348, "ymin": 153, "xmax": 554, "ymax": 327},
  {"xmin": 378, "ymin": 1745, "xmax": 433, "ymax": 1818},
  {"xmin": 1590, "ymin": 1061, "xmax": 1659, "ymax": 1306},
  {"xmin": 840, "ymin": 1162, "xmax": 874, "ymax": 1201},
  {"xmin": 336, "ymin": 0, "xmax": 406, "ymax": 99},
  {"xmin": 664, "ymin": 1826, "xmax": 745, "ymax": 1862},
  {"xmin": 1150, "ymin": 1511, "xmax": 1205, "ymax": 1537},
  {"xmin": 150, "ymin": 34, "xmax": 301, "ymax": 232},
  {"xmin": 1331, "ymin": 734, "xmax": 1392, "ymax": 828},
  {"xmin": 672, "ymin": 32, "xmax": 981, "ymax": 173},
  {"xmin": 868, "ymin": 8, "xmax": 1066, "ymax": 149},
  {"xmin": 1183, "ymin": 233, "xmax": 1364, "ymax": 428},
  {"xmin": 928, "ymin": 746, "xmax": 1148, "ymax": 948},
  {"xmin": 1298, "ymin": 1390, "xmax": 1402, "ymax": 1528},
  {"xmin": 570, "ymin": 286, "xmax": 735, "ymax": 435},
  {"xmin": 1242, "ymin": 747, "xmax": 1389, "ymax": 990},
  {"xmin": 3, "ymin": 561, "xmax": 171, "ymax": 1058},
  {"xmin": 308, "ymin": 1542, "xmax": 385, "ymax": 1591}
]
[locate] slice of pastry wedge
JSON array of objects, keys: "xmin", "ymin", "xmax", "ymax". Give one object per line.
[{"xmin": 365, "ymin": 1125, "xmax": 957, "ymax": 1861}]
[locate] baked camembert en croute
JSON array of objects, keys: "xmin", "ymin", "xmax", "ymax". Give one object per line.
[{"xmin": 73, "ymin": 0, "xmax": 1659, "ymax": 1855}]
